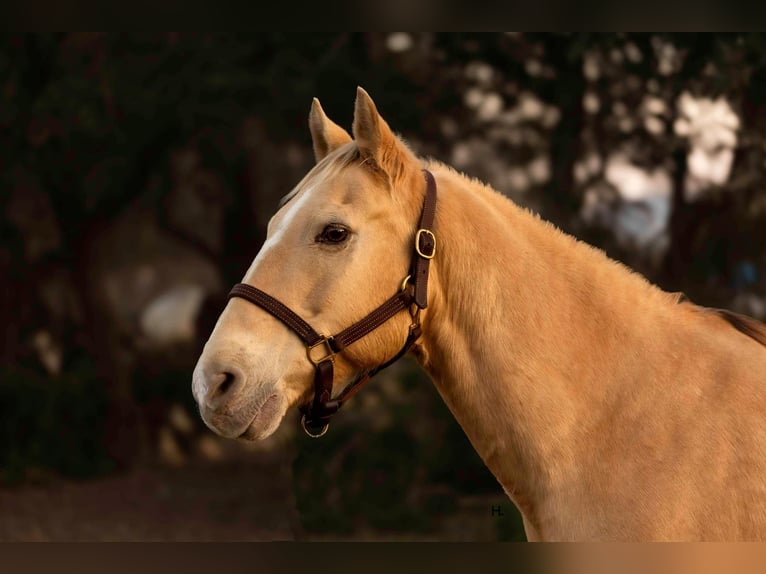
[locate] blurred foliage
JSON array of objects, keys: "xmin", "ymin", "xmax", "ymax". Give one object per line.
[
  {"xmin": 0, "ymin": 359, "xmax": 113, "ymax": 484},
  {"xmin": 2, "ymin": 33, "xmax": 766, "ymax": 540}
]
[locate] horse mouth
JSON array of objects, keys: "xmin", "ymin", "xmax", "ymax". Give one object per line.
[{"xmin": 237, "ymin": 393, "xmax": 282, "ymax": 440}]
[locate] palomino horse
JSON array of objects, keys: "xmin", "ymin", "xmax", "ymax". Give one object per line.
[{"xmin": 193, "ymin": 87, "xmax": 766, "ymax": 541}]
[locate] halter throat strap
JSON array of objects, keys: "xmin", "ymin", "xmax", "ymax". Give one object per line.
[{"xmin": 228, "ymin": 169, "xmax": 437, "ymax": 437}]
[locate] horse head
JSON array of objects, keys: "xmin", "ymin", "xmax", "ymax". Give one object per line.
[{"xmin": 192, "ymin": 88, "xmax": 431, "ymax": 440}]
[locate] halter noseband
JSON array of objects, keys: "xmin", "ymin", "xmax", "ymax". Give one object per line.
[{"xmin": 228, "ymin": 170, "xmax": 437, "ymax": 438}]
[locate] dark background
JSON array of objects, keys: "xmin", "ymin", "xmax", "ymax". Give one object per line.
[{"xmin": 1, "ymin": 33, "xmax": 765, "ymax": 540}]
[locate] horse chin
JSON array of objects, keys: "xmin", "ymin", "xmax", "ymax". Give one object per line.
[{"xmin": 238, "ymin": 393, "xmax": 286, "ymax": 441}]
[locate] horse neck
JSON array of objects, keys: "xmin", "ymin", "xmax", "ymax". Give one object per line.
[{"xmin": 416, "ymin": 164, "xmax": 674, "ymax": 532}]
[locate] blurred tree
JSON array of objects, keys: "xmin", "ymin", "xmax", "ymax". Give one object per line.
[{"xmin": 1, "ymin": 33, "xmax": 765, "ymax": 538}]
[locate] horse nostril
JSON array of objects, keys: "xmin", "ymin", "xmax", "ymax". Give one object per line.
[
  {"xmin": 217, "ymin": 372, "xmax": 236, "ymax": 396},
  {"xmin": 207, "ymin": 371, "xmax": 238, "ymax": 405}
]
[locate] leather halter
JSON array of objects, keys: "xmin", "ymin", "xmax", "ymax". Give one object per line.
[{"xmin": 228, "ymin": 170, "xmax": 437, "ymax": 438}]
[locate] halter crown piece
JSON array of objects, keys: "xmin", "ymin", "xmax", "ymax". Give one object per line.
[{"xmin": 228, "ymin": 170, "xmax": 437, "ymax": 437}]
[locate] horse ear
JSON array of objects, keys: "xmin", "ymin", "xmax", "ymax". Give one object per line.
[
  {"xmin": 309, "ymin": 98, "xmax": 352, "ymax": 163},
  {"xmin": 352, "ymin": 87, "xmax": 413, "ymax": 176}
]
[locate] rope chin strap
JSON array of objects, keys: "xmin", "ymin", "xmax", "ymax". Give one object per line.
[{"xmin": 228, "ymin": 170, "xmax": 437, "ymax": 438}]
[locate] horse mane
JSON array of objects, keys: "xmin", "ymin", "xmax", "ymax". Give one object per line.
[
  {"xmin": 674, "ymin": 291, "xmax": 766, "ymax": 348},
  {"xmin": 708, "ymin": 307, "xmax": 766, "ymax": 347}
]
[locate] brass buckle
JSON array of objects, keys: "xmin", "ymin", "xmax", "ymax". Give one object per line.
[
  {"xmin": 415, "ymin": 229, "xmax": 436, "ymax": 259},
  {"xmin": 301, "ymin": 414, "xmax": 329, "ymax": 438},
  {"xmin": 307, "ymin": 336, "xmax": 335, "ymax": 365}
]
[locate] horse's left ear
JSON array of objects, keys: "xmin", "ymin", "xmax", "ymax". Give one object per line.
[
  {"xmin": 353, "ymin": 87, "xmax": 416, "ymax": 179},
  {"xmin": 309, "ymin": 98, "xmax": 352, "ymax": 163}
]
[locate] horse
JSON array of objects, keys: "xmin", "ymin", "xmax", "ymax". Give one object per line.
[{"xmin": 192, "ymin": 87, "xmax": 766, "ymax": 541}]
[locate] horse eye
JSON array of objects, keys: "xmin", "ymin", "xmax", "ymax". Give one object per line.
[{"xmin": 318, "ymin": 224, "xmax": 349, "ymax": 244}]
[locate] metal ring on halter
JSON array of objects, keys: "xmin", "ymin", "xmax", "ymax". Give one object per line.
[{"xmin": 300, "ymin": 414, "xmax": 329, "ymax": 438}]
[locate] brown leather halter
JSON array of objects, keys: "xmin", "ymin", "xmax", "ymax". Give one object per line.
[{"xmin": 228, "ymin": 170, "xmax": 437, "ymax": 438}]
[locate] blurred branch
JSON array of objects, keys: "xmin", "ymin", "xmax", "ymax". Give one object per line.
[{"xmin": 541, "ymin": 35, "xmax": 587, "ymax": 230}]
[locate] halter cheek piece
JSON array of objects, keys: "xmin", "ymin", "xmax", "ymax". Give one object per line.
[{"xmin": 228, "ymin": 170, "xmax": 438, "ymax": 438}]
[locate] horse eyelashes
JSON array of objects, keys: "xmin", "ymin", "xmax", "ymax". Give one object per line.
[{"xmin": 317, "ymin": 224, "xmax": 350, "ymax": 244}]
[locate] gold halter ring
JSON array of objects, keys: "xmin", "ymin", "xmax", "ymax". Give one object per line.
[{"xmin": 300, "ymin": 414, "xmax": 329, "ymax": 438}]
